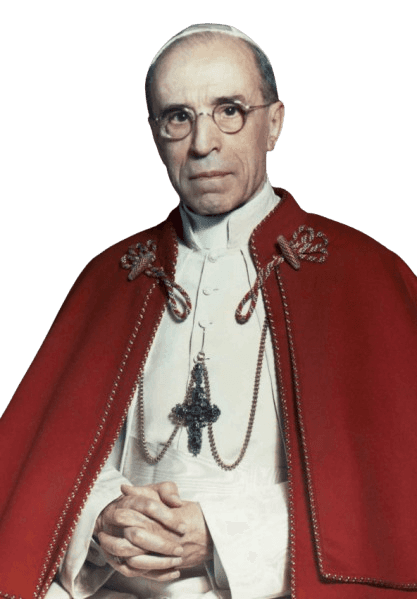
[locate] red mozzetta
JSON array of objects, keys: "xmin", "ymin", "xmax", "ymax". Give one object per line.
[{"xmin": 1, "ymin": 189, "xmax": 417, "ymax": 598}]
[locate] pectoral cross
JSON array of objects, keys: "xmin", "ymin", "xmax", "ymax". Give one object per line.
[{"xmin": 172, "ymin": 358, "xmax": 220, "ymax": 456}]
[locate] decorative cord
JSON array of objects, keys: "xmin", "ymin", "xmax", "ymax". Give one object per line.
[
  {"xmin": 121, "ymin": 239, "xmax": 192, "ymax": 320},
  {"xmin": 236, "ymin": 226, "xmax": 329, "ymax": 323},
  {"xmin": 207, "ymin": 318, "xmax": 268, "ymax": 470},
  {"xmin": 124, "ymin": 225, "xmax": 328, "ymax": 469},
  {"xmin": 120, "ymin": 225, "xmax": 328, "ymax": 324},
  {"xmin": 137, "ymin": 374, "xmax": 181, "ymax": 464}
]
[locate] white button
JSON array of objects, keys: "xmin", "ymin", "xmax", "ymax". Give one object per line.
[
  {"xmin": 203, "ymin": 287, "xmax": 213, "ymax": 295},
  {"xmin": 208, "ymin": 250, "xmax": 225, "ymax": 263}
]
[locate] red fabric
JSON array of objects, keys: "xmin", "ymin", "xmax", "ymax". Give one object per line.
[{"xmin": 1, "ymin": 189, "xmax": 417, "ymax": 599}]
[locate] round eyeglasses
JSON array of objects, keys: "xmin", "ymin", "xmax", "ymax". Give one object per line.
[{"xmin": 152, "ymin": 100, "xmax": 274, "ymax": 140}]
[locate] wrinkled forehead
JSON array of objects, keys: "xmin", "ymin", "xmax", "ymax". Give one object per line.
[{"xmin": 151, "ymin": 34, "xmax": 262, "ymax": 109}]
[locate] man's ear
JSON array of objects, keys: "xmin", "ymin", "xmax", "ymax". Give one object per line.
[
  {"xmin": 267, "ymin": 101, "xmax": 285, "ymax": 152},
  {"xmin": 148, "ymin": 116, "xmax": 158, "ymax": 144},
  {"xmin": 149, "ymin": 116, "xmax": 166, "ymax": 164}
]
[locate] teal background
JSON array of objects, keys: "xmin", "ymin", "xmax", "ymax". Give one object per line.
[{"xmin": 1, "ymin": 1, "xmax": 416, "ymax": 413}]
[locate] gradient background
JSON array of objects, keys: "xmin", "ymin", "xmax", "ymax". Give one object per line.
[{"xmin": 1, "ymin": 1, "xmax": 416, "ymax": 415}]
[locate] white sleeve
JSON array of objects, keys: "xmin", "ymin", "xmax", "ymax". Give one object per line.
[
  {"xmin": 57, "ymin": 429, "xmax": 131, "ymax": 599},
  {"xmin": 199, "ymin": 482, "xmax": 290, "ymax": 599}
]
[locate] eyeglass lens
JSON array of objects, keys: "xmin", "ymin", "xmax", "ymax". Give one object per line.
[{"xmin": 162, "ymin": 104, "xmax": 245, "ymax": 139}]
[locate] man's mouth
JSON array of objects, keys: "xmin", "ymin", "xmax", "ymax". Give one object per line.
[{"xmin": 189, "ymin": 171, "xmax": 230, "ymax": 180}]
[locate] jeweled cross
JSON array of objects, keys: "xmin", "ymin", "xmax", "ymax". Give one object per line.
[{"xmin": 172, "ymin": 362, "xmax": 220, "ymax": 456}]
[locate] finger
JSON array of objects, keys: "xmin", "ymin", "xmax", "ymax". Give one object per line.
[
  {"xmin": 121, "ymin": 491, "xmax": 186, "ymax": 534},
  {"xmin": 139, "ymin": 569, "xmax": 181, "ymax": 582},
  {"xmin": 111, "ymin": 507, "xmax": 150, "ymax": 528},
  {"xmin": 125, "ymin": 526, "xmax": 184, "ymax": 557},
  {"xmin": 114, "ymin": 563, "xmax": 181, "ymax": 582},
  {"xmin": 102, "ymin": 554, "xmax": 147, "ymax": 580},
  {"xmin": 121, "ymin": 484, "xmax": 158, "ymax": 500},
  {"xmin": 121, "ymin": 482, "xmax": 182, "ymax": 507},
  {"xmin": 153, "ymin": 481, "xmax": 183, "ymax": 508},
  {"xmin": 127, "ymin": 554, "xmax": 182, "ymax": 570},
  {"xmin": 98, "ymin": 531, "xmax": 146, "ymax": 558},
  {"xmin": 111, "ymin": 509, "xmax": 183, "ymax": 547}
]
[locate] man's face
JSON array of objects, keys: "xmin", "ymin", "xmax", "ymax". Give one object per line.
[{"xmin": 150, "ymin": 36, "xmax": 284, "ymax": 216}]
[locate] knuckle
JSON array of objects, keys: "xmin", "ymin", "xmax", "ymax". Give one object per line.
[
  {"xmin": 106, "ymin": 537, "xmax": 132, "ymax": 557},
  {"xmin": 145, "ymin": 499, "xmax": 158, "ymax": 515},
  {"xmin": 126, "ymin": 527, "xmax": 144, "ymax": 546},
  {"xmin": 118, "ymin": 544, "xmax": 133, "ymax": 557},
  {"xmin": 112, "ymin": 511, "xmax": 124, "ymax": 526},
  {"xmin": 124, "ymin": 528, "xmax": 136, "ymax": 543},
  {"xmin": 101, "ymin": 537, "xmax": 117, "ymax": 554},
  {"xmin": 142, "ymin": 486, "xmax": 158, "ymax": 498},
  {"xmin": 113, "ymin": 508, "xmax": 129, "ymax": 526},
  {"xmin": 124, "ymin": 496, "xmax": 137, "ymax": 509},
  {"xmin": 163, "ymin": 541, "xmax": 177, "ymax": 555}
]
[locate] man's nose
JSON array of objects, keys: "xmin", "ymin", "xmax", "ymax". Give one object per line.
[{"xmin": 189, "ymin": 113, "xmax": 222, "ymax": 157}]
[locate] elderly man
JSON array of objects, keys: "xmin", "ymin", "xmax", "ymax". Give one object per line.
[{"xmin": 1, "ymin": 23, "xmax": 417, "ymax": 599}]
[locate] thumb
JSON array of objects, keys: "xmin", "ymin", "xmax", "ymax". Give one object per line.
[{"xmin": 154, "ymin": 481, "xmax": 183, "ymax": 507}]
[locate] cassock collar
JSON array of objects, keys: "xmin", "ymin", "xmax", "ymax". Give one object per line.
[{"xmin": 179, "ymin": 176, "xmax": 280, "ymax": 251}]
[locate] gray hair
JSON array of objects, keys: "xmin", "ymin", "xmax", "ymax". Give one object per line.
[{"xmin": 145, "ymin": 24, "xmax": 279, "ymax": 119}]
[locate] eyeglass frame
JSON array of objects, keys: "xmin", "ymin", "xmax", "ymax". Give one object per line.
[{"xmin": 150, "ymin": 99, "xmax": 275, "ymax": 140}]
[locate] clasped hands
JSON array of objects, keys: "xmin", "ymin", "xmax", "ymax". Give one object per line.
[{"xmin": 94, "ymin": 482, "xmax": 212, "ymax": 582}]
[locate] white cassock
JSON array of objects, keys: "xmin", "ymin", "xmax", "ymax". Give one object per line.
[{"xmin": 52, "ymin": 178, "xmax": 290, "ymax": 599}]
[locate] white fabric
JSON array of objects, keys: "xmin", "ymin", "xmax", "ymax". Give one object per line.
[{"xmin": 57, "ymin": 178, "xmax": 290, "ymax": 599}]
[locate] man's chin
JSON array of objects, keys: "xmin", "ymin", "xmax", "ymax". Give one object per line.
[
  {"xmin": 184, "ymin": 201, "xmax": 236, "ymax": 217},
  {"xmin": 182, "ymin": 191, "xmax": 247, "ymax": 217}
]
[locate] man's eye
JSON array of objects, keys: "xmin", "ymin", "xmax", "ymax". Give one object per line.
[
  {"xmin": 219, "ymin": 104, "xmax": 241, "ymax": 117},
  {"xmin": 168, "ymin": 110, "xmax": 190, "ymax": 123}
]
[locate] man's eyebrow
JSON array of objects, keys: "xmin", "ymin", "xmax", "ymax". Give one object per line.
[
  {"xmin": 213, "ymin": 95, "xmax": 248, "ymax": 105},
  {"xmin": 158, "ymin": 103, "xmax": 189, "ymax": 118},
  {"xmin": 159, "ymin": 95, "xmax": 249, "ymax": 116}
]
